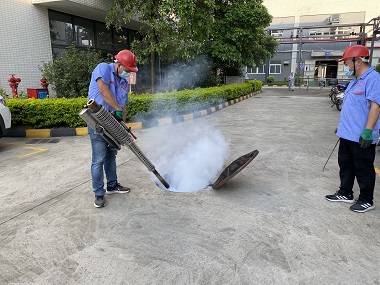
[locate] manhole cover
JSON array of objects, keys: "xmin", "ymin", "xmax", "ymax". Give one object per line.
[
  {"xmin": 26, "ymin": 138, "xmax": 61, "ymax": 144},
  {"xmin": 212, "ymin": 150, "xmax": 259, "ymax": 189}
]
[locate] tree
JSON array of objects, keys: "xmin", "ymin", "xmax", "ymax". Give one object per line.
[
  {"xmin": 209, "ymin": 0, "xmax": 278, "ymax": 77},
  {"xmin": 40, "ymin": 44, "xmax": 106, "ymax": 98},
  {"xmin": 106, "ymin": 0, "xmax": 215, "ymax": 93},
  {"xmin": 106, "ymin": 0, "xmax": 278, "ymax": 90},
  {"xmin": 376, "ymin": 64, "xmax": 380, "ymax": 73}
]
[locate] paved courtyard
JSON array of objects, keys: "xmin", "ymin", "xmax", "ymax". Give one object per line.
[{"xmin": 1, "ymin": 87, "xmax": 380, "ymax": 285}]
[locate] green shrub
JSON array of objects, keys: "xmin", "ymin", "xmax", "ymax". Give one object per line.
[
  {"xmin": 266, "ymin": 76, "xmax": 274, "ymax": 83},
  {"xmin": 39, "ymin": 44, "xmax": 106, "ymax": 98},
  {"xmin": 7, "ymin": 98, "xmax": 87, "ymax": 128},
  {"xmin": 0, "ymin": 88, "xmax": 8, "ymax": 98},
  {"xmin": 6, "ymin": 81, "xmax": 262, "ymax": 129},
  {"xmin": 246, "ymin": 80, "xmax": 263, "ymax": 91},
  {"xmin": 295, "ymin": 76, "xmax": 304, "ymax": 85},
  {"xmin": 376, "ymin": 64, "xmax": 380, "ymax": 74},
  {"xmin": 129, "ymin": 83, "xmax": 253, "ymax": 121}
]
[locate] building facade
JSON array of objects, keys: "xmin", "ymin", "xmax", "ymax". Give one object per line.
[
  {"xmin": 0, "ymin": 0, "xmax": 143, "ymax": 96},
  {"xmin": 1, "ymin": 0, "xmax": 379, "ymax": 94},
  {"xmin": 247, "ymin": 0, "xmax": 380, "ymax": 85}
]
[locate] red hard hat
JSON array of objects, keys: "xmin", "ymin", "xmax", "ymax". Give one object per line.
[
  {"xmin": 115, "ymin": 50, "xmax": 138, "ymax": 72},
  {"xmin": 338, "ymin": 45, "xmax": 369, "ymax": 62}
]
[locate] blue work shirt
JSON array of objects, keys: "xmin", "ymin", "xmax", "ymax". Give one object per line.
[
  {"xmin": 88, "ymin": 63, "xmax": 129, "ymax": 111},
  {"xmin": 337, "ymin": 66, "xmax": 380, "ymax": 143}
]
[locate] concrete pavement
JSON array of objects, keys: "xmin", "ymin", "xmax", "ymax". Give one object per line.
[{"xmin": 1, "ymin": 87, "xmax": 380, "ymax": 285}]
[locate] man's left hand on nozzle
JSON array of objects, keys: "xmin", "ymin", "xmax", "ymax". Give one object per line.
[{"xmin": 111, "ymin": 110, "xmax": 123, "ymax": 122}]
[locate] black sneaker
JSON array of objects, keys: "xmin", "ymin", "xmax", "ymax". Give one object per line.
[
  {"xmin": 350, "ymin": 200, "xmax": 375, "ymax": 213},
  {"xmin": 106, "ymin": 183, "xmax": 130, "ymax": 195},
  {"xmin": 94, "ymin": 196, "xmax": 106, "ymax": 208},
  {"xmin": 326, "ymin": 191, "xmax": 354, "ymax": 203}
]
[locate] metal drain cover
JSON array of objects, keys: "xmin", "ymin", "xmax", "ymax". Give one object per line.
[{"xmin": 211, "ymin": 150, "xmax": 259, "ymax": 189}]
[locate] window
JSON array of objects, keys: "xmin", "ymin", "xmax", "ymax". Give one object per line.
[
  {"xmin": 114, "ymin": 28, "xmax": 129, "ymax": 51},
  {"xmin": 308, "ymin": 27, "xmax": 351, "ymax": 39},
  {"xmin": 48, "ymin": 10, "xmax": 139, "ymax": 56},
  {"xmin": 129, "ymin": 30, "xmax": 141, "ymax": 45},
  {"xmin": 247, "ymin": 65, "xmax": 265, "ymax": 74},
  {"xmin": 309, "ymin": 29, "xmax": 322, "ymax": 36},
  {"xmin": 95, "ymin": 22, "xmax": 113, "ymax": 50},
  {"xmin": 52, "ymin": 46, "xmax": 69, "ymax": 58},
  {"xmin": 49, "ymin": 11, "xmax": 73, "ymax": 46},
  {"xmin": 48, "ymin": 10, "xmax": 148, "ymax": 90},
  {"xmin": 271, "ymin": 29, "xmax": 283, "ymax": 38},
  {"xmin": 269, "ymin": 64, "xmax": 281, "ymax": 74},
  {"xmin": 74, "ymin": 18, "xmax": 95, "ymax": 47},
  {"xmin": 336, "ymin": 28, "xmax": 351, "ymax": 36}
]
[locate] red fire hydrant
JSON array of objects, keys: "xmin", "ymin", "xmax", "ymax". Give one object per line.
[
  {"xmin": 40, "ymin": 76, "xmax": 49, "ymax": 89},
  {"xmin": 8, "ymin": 74, "xmax": 21, "ymax": 98}
]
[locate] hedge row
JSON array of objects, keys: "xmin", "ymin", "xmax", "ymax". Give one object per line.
[{"xmin": 6, "ymin": 80, "xmax": 262, "ymax": 129}]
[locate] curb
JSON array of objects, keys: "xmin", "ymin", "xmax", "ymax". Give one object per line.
[
  {"xmin": 263, "ymin": 84, "xmax": 306, "ymax": 87},
  {"xmin": 5, "ymin": 91, "xmax": 260, "ymax": 138}
]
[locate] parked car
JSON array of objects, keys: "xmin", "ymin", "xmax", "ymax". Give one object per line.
[{"xmin": 0, "ymin": 94, "xmax": 11, "ymax": 138}]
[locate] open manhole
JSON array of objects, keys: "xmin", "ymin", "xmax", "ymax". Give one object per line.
[
  {"xmin": 26, "ymin": 138, "xmax": 61, "ymax": 144},
  {"xmin": 156, "ymin": 150, "xmax": 259, "ymax": 192}
]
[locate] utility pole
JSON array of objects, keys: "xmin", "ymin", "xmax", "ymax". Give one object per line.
[
  {"xmin": 297, "ymin": 28, "xmax": 303, "ymax": 86},
  {"xmin": 369, "ymin": 17, "xmax": 380, "ymax": 66}
]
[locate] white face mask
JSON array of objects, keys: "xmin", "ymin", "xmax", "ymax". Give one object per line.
[{"xmin": 119, "ymin": 71, "xmax": 131, "ymax": 79}]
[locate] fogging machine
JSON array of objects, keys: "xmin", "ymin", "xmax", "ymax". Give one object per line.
[{"xmin": 79, "ymin": 99, "xmax": 170, "ymax": 188}]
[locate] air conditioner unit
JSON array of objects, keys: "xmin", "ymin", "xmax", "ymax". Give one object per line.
[{"xmin": 328, "ymin": 14, "xmax": 341, "ymax": 24}]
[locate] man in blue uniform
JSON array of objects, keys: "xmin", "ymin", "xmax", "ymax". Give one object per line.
[
  {"xmin": 326, "ymin": 45, "xmax": 380, "ymax": 213},
  {"xmin": 88, "ymin": 50, "xmax": 138, "ymax": 208}
]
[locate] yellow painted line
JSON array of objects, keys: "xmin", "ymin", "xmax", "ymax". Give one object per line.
[
  {"xmin": 224, "ymin": 102, "xmax": 229, "ymax": 107},
  {"xmin": 200, "ymin": 110, "xmax": 208, "ymax": 116},
  {"xmin": 210, "ymin": 107, "xmax": 216, "ymax": 113},
  {"xmin": 183, "ymin": 114, "xmax": 193, "ymax": 121},
  {"xmin": 374, "ymin": 164, "xmax": 380, "ymax": 177},
  {"xmin": 218, "ymin": 104, "xmax": 223, "ymax": 109},
  {"xmin": 26, "ymin": 129, "xmax": 51, "ymax": 138},
  {"xmin": 76, "ymin": 127, "xmax": 88, "ymax": 136},
  {"xmin": 158, "ymin": 118, "xmax": 173, "ymax": 126},
  {"xmin": 18, "ymin": 146, "xmax": 47, "ymax": 158}
]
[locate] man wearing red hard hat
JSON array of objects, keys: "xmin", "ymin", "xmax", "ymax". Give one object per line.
[
  {"xmin": 326, "ymin": 45, "xmax": 380, "ymax": 212},
  {"xmin": 88, "ymin": 49, "xmax": 138, "ymax": 208}
]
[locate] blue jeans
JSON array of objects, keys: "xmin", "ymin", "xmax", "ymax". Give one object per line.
[{"xmin": 89, "ymin": 128, "xmax": 118, "ymax": 197}]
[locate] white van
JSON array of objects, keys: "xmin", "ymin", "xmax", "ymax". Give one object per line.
[{"xmin": 0, "ymin": 95, "xmax": 11, "ymax": 138}]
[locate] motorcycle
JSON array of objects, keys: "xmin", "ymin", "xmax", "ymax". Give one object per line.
[
  {"xmin": 330, "ymin": 82, "xmax": 349, "ymax": 111},
  {"xmin": 335, "ymin": 91, "xmax": 345, "ymax": 111},
  {"xmin": 329, "ymin": 85, "xmax": 339, "ymax": 103}
]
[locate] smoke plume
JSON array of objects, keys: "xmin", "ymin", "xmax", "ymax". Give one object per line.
[
  {"xmin": 162, "ymin": 55, "xmax": 215, "ymax": 91},
  {"xmin": 144, "ymin": 122, "xmax": 230, "ymax": 192}
]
